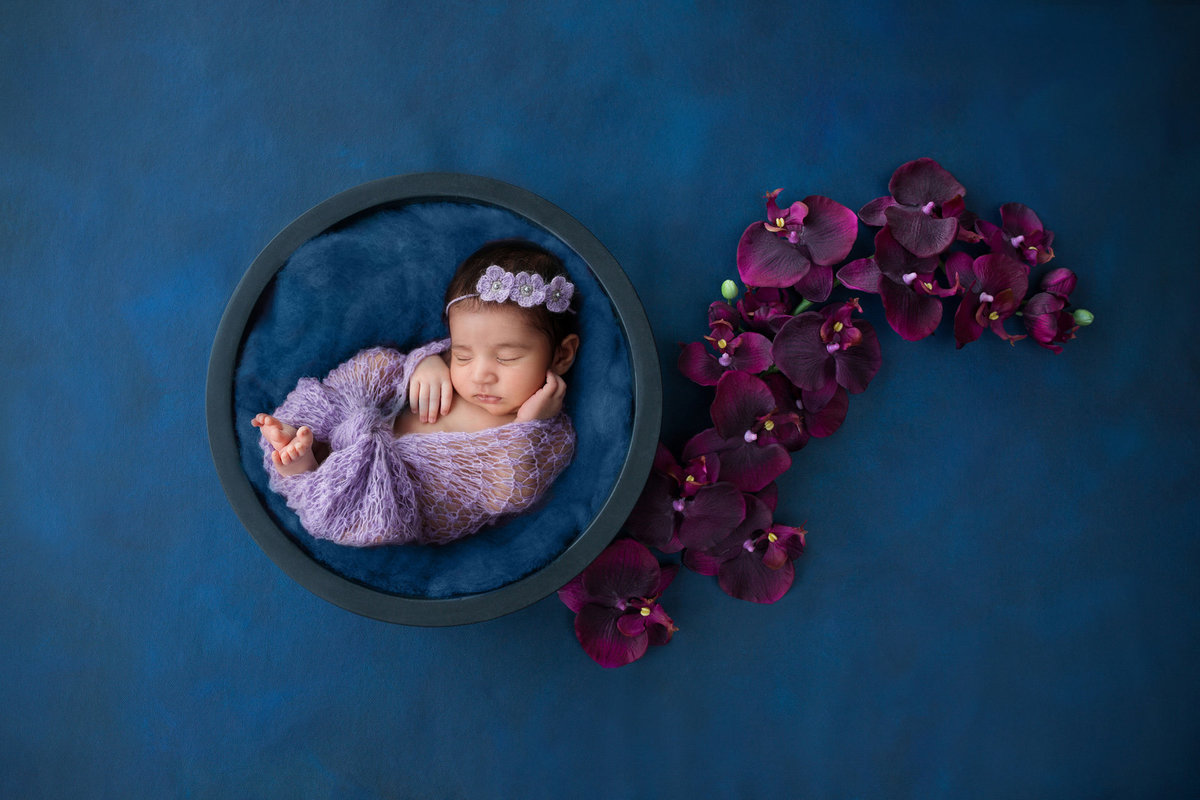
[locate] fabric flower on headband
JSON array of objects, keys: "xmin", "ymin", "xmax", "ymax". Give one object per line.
[
  {"xmin": 512, "ymin": 272, "xmax": 548, "ymax": 307},
  {"xmin": 546, "ymin": 275, "xmax": 574, "ymax": 313},
  {"xmin": 471, "ymin": 265, "xmax": 575, "ymax": 312},
  {"xmin": 477, "ymin": 265, "xmax": 516, "ymax": 303}
]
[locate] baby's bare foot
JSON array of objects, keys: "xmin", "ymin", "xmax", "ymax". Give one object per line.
[
  {"xmin": 252, "ymin": 413, "xmax": 297, "ymax": 450},
  {"xmin": 252, "ymin": 413, "xmax": 317, "ymax": 476}
]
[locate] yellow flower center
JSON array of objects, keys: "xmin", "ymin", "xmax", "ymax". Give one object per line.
[
  {"xmin": 988, "ymin": 311, "xmax": 1000, "ymax": 321},
  {"xmin": 685, "ymin": 475, "xmax": 695, "ymax": 482},
  {"xmin": 640, "ymin": 607, "xmax": 651, "ymax": 617},
  {"xmin": 717, "ymin": 339, "xmax": 728, "ymax": 349},
  {"xmin": 923, "ymin": 282, "xmax": 933, "ymax": 291},
  {"xmin": 763, "ymin": 420, "xmax": 775, "ymax": 431},
  {"xmin": 775, "ymin": 217, "xmax": 786, "ymax": 228},
  {"xmin": 833, "ymin": 321, "xmax": 844, "ymax": 332},
  {"xmin": 767, "ymin": 532, "xmax": 778, "ymax": 543}
]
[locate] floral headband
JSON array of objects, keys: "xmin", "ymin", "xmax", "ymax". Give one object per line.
[{"xmin": 445, "ymin": 264, "xmax": 576, "ymax": 314}]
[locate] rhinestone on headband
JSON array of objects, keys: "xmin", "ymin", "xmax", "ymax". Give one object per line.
[{"xmin": 446, "ymin": 264, "xmax": 576, "ymax": 314}]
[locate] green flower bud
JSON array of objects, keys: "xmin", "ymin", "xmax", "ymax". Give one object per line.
[
  {"xmin": 1072, "ymin": 308, "xmax": 1095, "ymax": 326},
  {"xmin": 720, "ymin": 280, "xmax": 739, "ymax": 301}
]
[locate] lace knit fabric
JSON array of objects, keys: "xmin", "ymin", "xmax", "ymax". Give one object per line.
[{"xmin": 260, "ymin": 340, "xmax": 576, "ymax": 547}]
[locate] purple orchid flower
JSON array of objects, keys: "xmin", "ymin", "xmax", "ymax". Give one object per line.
[
  {"xmin": 771, "ymin": 299, "xmax": 882, "ymax": 397},
  {"xmin": 682, "ymin": 494, "xmax": 807, "ymax": 604},
  {"xmin": 859, "ymin": 158, "xmax": 973, "ymax": 258},
  {"xmin": 946, "ymin": 252, "xmax": 1029, "ymax": 347},
  {"xmin": 837, "ymin": 227, "xmax": 958, "ymax": 341},
  {"xmin": 761, "ymin": 372, "xmax": 849, "ymax": 451},
  {"xmin": 736, "ymin": 189, "xmax": 859, "ymax": 302},
  {"xmin": 736, "ymin": 286, "xmax": 797, "ymax": 334},
  {"xmin": 976, "ymin": 203, "xmax": 1055, "ymax": 268},
  {"xmin": 625, "ymin": 443, "xmax": 746, "ymax": 553},
  {"xmin": 677, "ymin": 318, "xmax": 773, "ymax": 386},
  {"xmin": 679, "ymin": 371, "xmax": 794, "ymax": 493},
  {"xmin": 1022, "ymin": 267, "xmax": 1078, "ymax": 353},
  {"xmin": 559, "ymin": 538, "xmax": 679, "ymax": 668}
]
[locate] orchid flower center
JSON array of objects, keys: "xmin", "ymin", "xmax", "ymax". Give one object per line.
[
  {"xmin": 763, "ymin": 419, "xmax": 775, "ymax": 431},
  {"xmin": 833, "ymin": 321, "xmax": 844, "ymax": 332},
  {"xmin": 923, "ymin": 281, "xmax": 933, "ymax": 291},
  {"xmin": 685, "ymin": 475, "xmax": 695, "ymax": 482},
  {"xmin": 717, "ymin": 338, "xmax": 728, "ymax": 349},
  {"xmin": 640, "ymin": 606, "xmax": 651, "ymax": 617},
  {"xmin": 767, "ymin": 532, "xmax": 778, "ymax": 543},
  {"xmin": 988, "ymin": 311, "xmax": 1000, "ymax": 321},
  {"xmin": 775, "ymin": 217, "xmax": 786, "ymax": 228},
  {"xmin": 921, "ymin": 201, "xmax": 936, "ymax": 215}
]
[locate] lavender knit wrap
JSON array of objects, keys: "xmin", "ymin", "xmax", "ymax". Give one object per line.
[{"xmin": 260, "ymin": 339, "xmax": 576, "ymax": 547}]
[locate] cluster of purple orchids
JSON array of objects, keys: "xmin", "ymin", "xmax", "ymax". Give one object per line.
[{"xmin": 559, "ymin": 158, "xmax": 1092, "ymax": 667}]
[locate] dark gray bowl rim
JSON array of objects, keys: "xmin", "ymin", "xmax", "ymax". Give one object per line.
[{"xmin": 206, "ymin": 172, "xmax": 661, "ymax": 626}]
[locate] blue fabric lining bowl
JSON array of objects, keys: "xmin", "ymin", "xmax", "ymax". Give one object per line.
[{"xmin": 207, "ymin": 174, "xmax": 660, "ymax": 626}]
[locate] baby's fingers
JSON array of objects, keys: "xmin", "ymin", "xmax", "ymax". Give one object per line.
[{"xmin": 439, "ymin": 378, "xmax": 454, "ymax": 419}]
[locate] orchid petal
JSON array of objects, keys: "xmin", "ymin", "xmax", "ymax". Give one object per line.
[
  {"xmin": 945, "ymin": 251, "xmax": 976, "ymax": 291},
  {"xmin": 677, "ymin": 482, "xmax": 746, "ymax": 550},
  {"xmin": 718, "ymin": 552, "xmax": 796, "ymax": 604},
  {"xmin": 889, "ymin": 157, "xmax": 966, "ymax": 206},
  {"xmin": 797, "ymin": 195, "xmax": 859, "ymax": 265},
  {"xmin": 791, "ymin": 262, "xmax": 835, "ymax": 303},
  {"xmin": 806, "ymin": 386, "xmax": 849, "ymax": 438},
  {"xmin": 682, "ymin": 546, "xmax": 726, "ymax": 576},
  {"xmin": 575, "ymin": 604, "xmax": 648, "ymax": 668},
  {"xmin": 712, "ymin": 439, "xmax": 792, "ymax": 493},
  {"xmin": 682, "ymin": 427, "xmax": 726, "ymax": 462},
  {"xmin": 1040, "ymin": 267, "xmax": 1077, "ymax": 299},
  {"xmin": 616, "ymin": 611, "xmax": 648, "ymax": 638},
  {"xmin": 999, "ymin": 202, "xmax": 1044, "ymax": 236},
  {"xmin": 859, "ymin": 195, "xmax": 896, "ymax": 227},
  {"xmin": 973, "ymin": 254, "xmax": 1029, "ymax": 300},
  {"xmin": 730, "ymin": 331, "xmax": 774, "ymax": 373},
  {"xmin": 737, "ymin": 222, "xmax": 813, "ymax": 288},
  {"xmin": 580, "ymin": 538, "xmax": 661, "ymax": 602},
  {"xmin": 557, "ymin": 573, "xmax": 589, "ymax": 614},
  {"xmin": 832, "ymin": 320, "xmax": 881, "ymax": 394},
  {"xmin": 884, "ymin": 206, "xmax": 959, "ymax": 258},
  {"xmin": 653, "ymin": 564, "xmax": 679, "ymax": 597},
  {"xmin": 711, "ymin": 371, "xmax": 776, "ymax": 438},
  {"xmin": 954, "ymin": 294, "xmax": 984, "ymax": 348},
  {"xmin": 836, "ymin": 257, "xmax": 882, "ymax": 293},
  {"xmin": 644, "ymin": 605, "xmax": 678, "ymax": 646},
  {"xmin": 879, "ymin": 276, "xmax": 944, "ymax": 341},
  {"xmin": 873, "ymin": 226, "xmax": 939, "ymax": 281},
  {"xmin": 771, "ymin": 313, "xmax": 832, "ymax": 392},
  {"xmin": 677, "ymin": 341, "xmax": 725, "ymax": 387},
  {"xmin": 625, "ymin": 471, "xmax": 679, "ymax": 551}
]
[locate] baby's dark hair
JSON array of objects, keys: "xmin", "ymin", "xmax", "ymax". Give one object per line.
[{"xmin": 443, "ymin": 239, "xmax": 580, "ymax": 350}]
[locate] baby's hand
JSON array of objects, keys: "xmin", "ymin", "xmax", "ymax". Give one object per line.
[
  {"xmin": 516, "ymin": 371, "xmax": 567, "ymax": 422},
  {"xmin": 409, "ymin": 354, "xmax": 453, "ymax": 423}
]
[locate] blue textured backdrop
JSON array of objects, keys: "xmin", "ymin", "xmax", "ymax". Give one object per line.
[{"xmin": 3, "ymin": 1, "xmax": 1197, "ymax": 797}]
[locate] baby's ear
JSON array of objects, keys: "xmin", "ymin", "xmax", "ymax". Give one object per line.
[{"xmin": 551, "ymin": 334, "xmax": 580, "ymax": 375}]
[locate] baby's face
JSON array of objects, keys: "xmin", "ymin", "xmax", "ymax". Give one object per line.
[{"xmin": 447, "ymin": 304, "xmax": 553, "ymax": 418}]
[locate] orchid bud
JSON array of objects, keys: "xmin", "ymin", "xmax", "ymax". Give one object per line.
[
  {"xmin": 1072, "ymin": 308, "xmax": 1095, "ymax": 326},
  {"xmin": 721, "ymin": 280, "xmax": 739, "ymax": 301}
]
